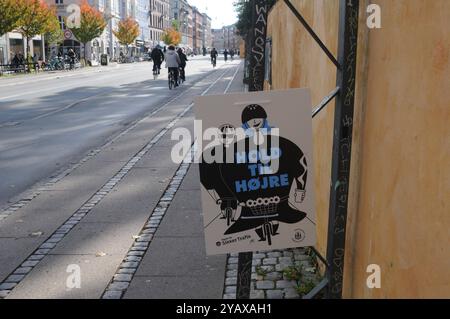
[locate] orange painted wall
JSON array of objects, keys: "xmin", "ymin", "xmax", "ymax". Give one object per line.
[{"xmin": 266, "ymin": 0, "xmax": 450, "ymax": 298}]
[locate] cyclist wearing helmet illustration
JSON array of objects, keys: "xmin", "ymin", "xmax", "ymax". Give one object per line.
[{"xmin": 199, "ymin": 104, "xmax": 308, "ymax": 244}]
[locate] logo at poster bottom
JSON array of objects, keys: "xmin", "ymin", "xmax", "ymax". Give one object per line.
[{"xmin": 293, "ymin": 229, "xmax": 306, "ymax": 242}]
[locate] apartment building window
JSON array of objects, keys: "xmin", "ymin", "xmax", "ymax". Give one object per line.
[{"xmin": 58, "ymin": 16, "xmax": 65, "ymax": 30}]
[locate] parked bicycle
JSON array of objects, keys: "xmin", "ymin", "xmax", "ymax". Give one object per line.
[{"xmin": 45, "ymin": 56, "xmax": 65, "ymax": 71}]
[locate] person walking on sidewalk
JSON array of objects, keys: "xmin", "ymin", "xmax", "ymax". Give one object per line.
[
  {"xmin": 151, "ymin": 45, "xmax": 165, "ymax": 75},
  {"xmin": 230, "ymin": 49, "xmax": 235, "ymax": 61},
  {"xmin": 68, "ymin": 48, "xmax": 76, "ymax": 70},
  {"xmin": 165, "ymin": 45, "xmax": 181, "ymax": 87},
  {"xmin": 177, "ymin": 47, "xmax": 188, "ymax": 82}
]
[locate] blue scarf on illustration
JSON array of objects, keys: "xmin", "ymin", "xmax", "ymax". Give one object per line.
[{"xmin": 242, "ymin": 120, "xmax": 272, "ymax": 137}]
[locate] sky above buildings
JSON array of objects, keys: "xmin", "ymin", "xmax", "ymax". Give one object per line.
[{"xmin": 188, "ymin": 0, "xmax": 238, "ymax": 29}]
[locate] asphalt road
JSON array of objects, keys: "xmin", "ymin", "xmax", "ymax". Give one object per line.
[{"xmin": 0, "ymin": 56, "xmax": 221, "ymax": 209}]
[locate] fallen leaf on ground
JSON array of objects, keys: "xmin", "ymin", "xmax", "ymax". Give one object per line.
[{"xmin": 96, "ymin": 252, "xmax": 107, "ymax": 257}]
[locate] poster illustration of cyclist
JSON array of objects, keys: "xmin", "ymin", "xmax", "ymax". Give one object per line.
[{"xmin": 194, "ymin": 89, "xmax": 316, "ymax": 255}]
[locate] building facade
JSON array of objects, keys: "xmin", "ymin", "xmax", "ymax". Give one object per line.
[
  {"xmin": 202, "ymin": 14, "xmax": 212, "ymax": 51},
  {"xmin": 45, "ymin": 0, "xmax": 118, "ymax": 61},
  {"xmin": 44, "ymin": 0, "xmax": 154, "ymax": 62},
  {"xmin": 0, "ymin": 34, "xmax": 8, "ymax": 65},
  {"xmin": 224, "ymin": 25, "xmax": 239, "ymax": 51},
  {"xmin": 170, "ymin": 0, "xmax": 211, "ymax": 54},
  {"xmin": 149, "ymin": 0, "xmax": 171, "ymax": 48},
  {"xmin": 1, "ymin": 29, "xmax": 44, "ymax": 64},
  {"xmin": 192, "ymin": 7, "xmax": 203, "ymax": 54},
  {"xmin": 1, "ymin": 0, "xmax": 214, "ymax": 64},
  {"xmin": 211, "ymin": 28, "xmax": 224, "ymax": 51},
  {"xmin": 170, "ymin": 0, "xmax": 189, "ymax": 48},
  {"xmin": 133, "ymin": 0, "xmax": 152, "ymax": 54},
  {"xmin": 211, "ymin": 25, "xmax": 239, "ymax": 52}
]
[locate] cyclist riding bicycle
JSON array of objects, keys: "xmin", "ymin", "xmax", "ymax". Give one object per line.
[
  {"xmin": 151, "ymin": 45, "xmax": 164, "ymax": 75},
  {"xmin": 177, "ymin": 47, "xmax": 188, "ymax": 82},
  {"xmin": 165, "ymin": 45, "xmax": 181, "ymax": 87},
  {"xmin": 210, "ymin": 48, "xmax": 218, "ymax": 66}
]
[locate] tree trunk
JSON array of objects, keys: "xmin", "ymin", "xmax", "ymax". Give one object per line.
[
  {"xmin": 84, "ymin": 42, "xmax": 87, "ymax": 67},
  {"xmin": 26, "ymin": 36, "xmax": 31, "ymax": 72}
]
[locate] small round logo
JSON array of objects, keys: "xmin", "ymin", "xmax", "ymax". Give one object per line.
[
  {"xmin": 64, "ymin": 29, "xmax": 73, "ymax": 40},
  {"xmin": 293, "ymin": 229, "xmax": 305, "ymax": 242},
  {"xmin": 216, "ymin": 241, "xmax": 221, "ymax": 247}
]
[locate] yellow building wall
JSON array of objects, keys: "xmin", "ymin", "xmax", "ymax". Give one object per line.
[{"xmin": 266, "ymin": 0, "xmax": 450, "ymax": 298}]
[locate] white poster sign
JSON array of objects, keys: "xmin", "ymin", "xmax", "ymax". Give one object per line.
[{"xmin": 194, "ymin": 89, "xmax": 316, "ymax": 255}]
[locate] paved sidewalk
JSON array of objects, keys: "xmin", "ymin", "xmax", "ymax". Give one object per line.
[{"xmin": 118, "ymin": 63, "xmax": 247, "ymax": 299}]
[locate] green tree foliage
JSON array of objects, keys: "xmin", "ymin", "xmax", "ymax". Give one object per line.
[
  {"xmin": 113, "ymin": 17, "xmax": 140, "ymax": 54},
  {"xmin": 17, "ymin": 0, "xmax": 59, "ymax": 59},
  {"xmin": 234, "ymin": 0, "xmax": 277, "ymax": 36},
  {"xmin": 171, "ymin": 19, "xmax": 180, "ymax": 31},
  {"xmin": 0, "ymin": 0, "xmax": 24, "ymax": 36},
  {"xmin": 69, "ymin": 0, "xmax": 107, "ymax": 63},
  {"xmin": 45, "ymin": 16, "xmax": 64, "ymax": 45}
]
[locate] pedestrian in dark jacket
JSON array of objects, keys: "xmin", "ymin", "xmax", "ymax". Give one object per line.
[{"xmin": 68, "ymin": 49, "xmax": 76, "ymax": 69}]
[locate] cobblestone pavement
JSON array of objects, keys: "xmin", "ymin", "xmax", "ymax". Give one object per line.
[{"xmin": 223, "ymin": 248, "xmax": 322, "ymax": 299}]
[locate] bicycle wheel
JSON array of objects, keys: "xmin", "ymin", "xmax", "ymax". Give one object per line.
[{"xmin": 168, "ymin": 75, "xmax": 173, "ymax": 90}]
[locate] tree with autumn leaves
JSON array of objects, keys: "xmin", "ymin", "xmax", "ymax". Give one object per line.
[
  {"xmin": 113, "ymin": 17, "xmax": 140, "ymax": 57},
  {"xmin": 0, "ymin": 0, "xmax": 24, "ymax": 36},
  {"xmin": 69, "ymin": 0, "xmax": 107, "ymax": 65},
  {"xmin": 161, "ymin": 21, "xmax": 182, "ymax": 46},
  {"xmin": 3, "ymin": 0, "xmax": 60, "ymax": 61},
  {"xmin": 1, "ymin": 0, "xmax": 106, "ymax": 66}
]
